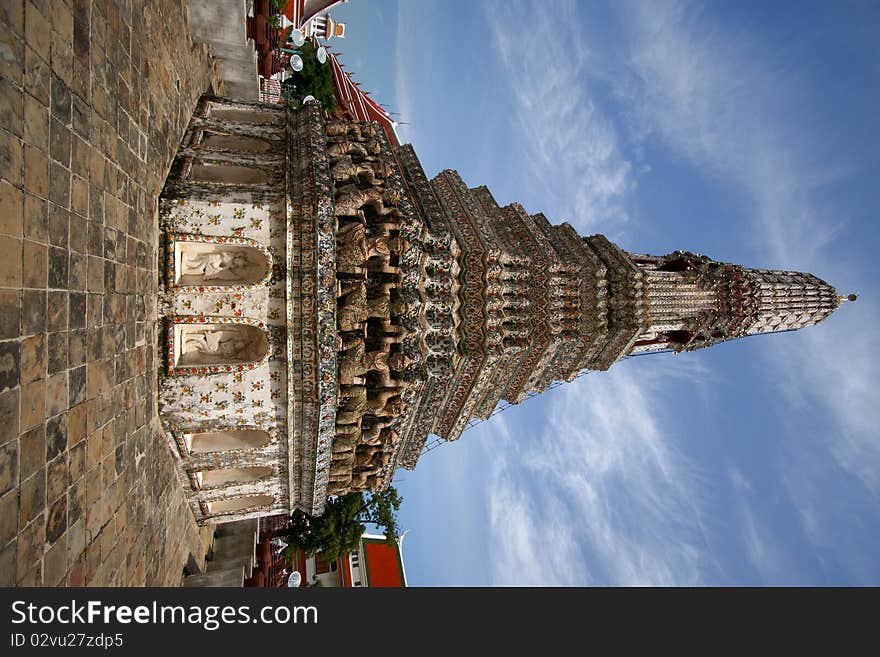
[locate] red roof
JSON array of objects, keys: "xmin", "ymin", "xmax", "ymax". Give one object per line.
[
  {"xmin": 361, "ymin": 537, "xmax": 406, "ymax": 587},
  {"xmin": 328, "ymin": 51, "xmax": 399, "ymax": 146},
  {"xmin": 285, "ymin": 0, "xmax": 348, "ymax": 28}
]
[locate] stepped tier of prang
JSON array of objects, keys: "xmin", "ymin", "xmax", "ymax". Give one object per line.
[{"xmin": 158, "ymin": 98, "xmax": 847, "ymax": 522}]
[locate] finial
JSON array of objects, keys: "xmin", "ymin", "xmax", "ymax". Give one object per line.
[{"xmin": 839, "ymin": 293, "xmax": 858, "ymax": 302}]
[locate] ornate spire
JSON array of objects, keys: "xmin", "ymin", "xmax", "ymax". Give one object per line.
[{"xmin": 627, "ymin": 251, "xmax": 844, "ymax": 355}]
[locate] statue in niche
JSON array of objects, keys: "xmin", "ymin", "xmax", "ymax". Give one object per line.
[
  {"xmin": 363, "ymin": 348, "xmax": 391, "ymax": 376},
  {"xmin": 354, "ymin": 445, "xmax": 382, "ymax": 469},
  {"xmin": 360, "ymin": 413, "xmax": 399, "ymax": 445},
  {"xmin": 338, "ymin": 337, "xmax": 366, "ymax": 385},
  {"xmin": 337, "ymin": 283, "xmax": 368, "ymax": 333},
  {"xmin": 330, "ymin": 457, "xmax": 355, "ymax": 476},
  {"xmin": 180, "ymin": 249, "xmax": 252, "ymax": 282},
  {"xmin": 331, "ymin": 156, "xmax": 393, "ymax": 186},
  {"xmin": 339, "ymin": 384, "xmax": 367, "ymax": 413},
  {"xmin": 335, "ymin": 187, "xmax": 383, "ymax": 218},
  {"xmin": 365, "ymin": 351, "xmax": 412, "ymax": 388},
  {"xmin": 336, "ymin": 222, "xmax": 368, "ymax": 271},
  {"xmin": 335, "ymin": 185, "xmax": 402, "ymax": 218},
  {"xmin": 335, "ymin": 416, "xmax": 362, "ymax": 438},
  {"xmin": 181, "ymin": 326, "xmax": 256, "ymax": 363},
  {"xmin": 365, "ymin": 388, "xmax": 403, "ymax": 416},
  {"xmin": 328, "ymin": 140, "xmax": 372, "ymax": 162},
  {"xmin": 326, "ymin": 120, "xmax": 377, "ymax": 141},
  {"xmin": 332, "ymin": 433, "xmax": 357, "ymax": 455},
  {"xmin": 350, "ymin": 467, "xmax": 384, "ymax": 492},
  {"xmin": 365, "ymin": 258, "xmax": 400, "ymax": 276}
]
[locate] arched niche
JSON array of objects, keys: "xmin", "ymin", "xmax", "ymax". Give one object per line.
[
  {"xmin": 184, "ymin": 429, "xmax": 271, "ymax": 454},
  {"xmin": 189, "ymin": 163, "xmax": 268, "ymax": 185},
  {"xmin": 196, "ymin": 466, "xmax": 273, "ymax": 488},
  {"xmin": 174, "ymin": 240, "xmax": 270, "ymax": 286},
  {"xmin": 199, "ymin": 132, "xmax": 272, "ymax": 153},
  {"xmin": 207, "ymin": 494, "xmax": 274, "ymax": 515},
  {"xmin": 174, "ymin": 322, "xmax": 269, "ymax": 368}
]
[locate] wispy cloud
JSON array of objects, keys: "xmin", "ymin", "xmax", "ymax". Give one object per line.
[
  {"xmin": 392, "ymin": 0, "xmax": 418, "ymax": 145},
  {"xmin": 610, "ymin": 0, "xmax": 880, "ymax": 562},
  {"xmin": 486, "ymin": 361, "xmax": 720, "ymax": 586},
  {"xmin": 484, "ymin": 0, "xmax": 633, "ymax": 235}
]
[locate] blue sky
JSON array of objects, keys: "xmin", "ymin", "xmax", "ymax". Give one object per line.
[{"xmin": 328, "ymin": 0, "xmax": 880, "ymax": 585}]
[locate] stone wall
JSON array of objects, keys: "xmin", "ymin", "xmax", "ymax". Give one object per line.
[{"xmin": 0, "ymin": 0, "xmax": 221, "ymax": 586}]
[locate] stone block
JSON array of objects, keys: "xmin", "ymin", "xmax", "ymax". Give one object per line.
[
  {"xmin": 24, "ymin": 145, "xmax": 48, "ymax": 198},
  {"xmin": 19, "ymin": 423, "xmax": 45, "ymax": 480},
  {"xmin": 0, "ymin": 388, "xmax": 19, "ymax": 438},
  {"xmin": 23, "ymin": 194, "xmax": 47, "ymax": 242},
  {"xmin": 46, "ymin": 410, "xmax": 66, "ymax": 460},
  {"xmin": 48, "ymin": 246, "xmax": 68, "ymax": 289},
  {"xmin": 44, "ymin": 533, "xmax": 67, "ymax": 585},
  {"xmin": 69, "ymin": 252, "xmax": 86, "ymax": 290},
  {"xmin": 49, "ymin": 118, "xmax": 71, "ymax": 166},
  {"xmin": 71, "ymin": 174, "xmax": 88, "ymax": 216},
  {"xmin": 47, "ymin": 331, "xmax": 67, "ymax": 375},
  {"xmin": 0, "ymin": 76, "xmax": 23, "ymax": 137},
  {"xmin": 0, "ymin": 236, "xmax": 23, "ymax": 286},
  {"xmin": 68, "ymin": 435, "xmax": 84, "ymax": 479},
  {"xmin": 19, "ymin": 468, "xmax": 44, "ymax": 527},
  {"xmin": 20, "ymin": 377, "xmax": 45, "ymax": 430},
  {"xmin": 0, "ymin": 19, "xmax": 24, "ymax": 85},
  {"xmin": 21, "ymin": 289, "xmax": 46, "ymax": 334},
  {"xmin": 86, "ymin": 255, "xmax": 103, "ymax": 293},
  {"xmin": 51, "ymin": 0, "xmax": 73, "ymax": 46},
  {"xmin": 0, "ymin": 439, "xmax": 17, "ymax": 495},
  {"xmin": 47, "ymin": 290, "xmax": 67, "ymax": 331},
  {"xmin": 48, "ymin": 161, "xmax": 70, "ymax": 208},
  {"xmin": 0, "ymin": 179, "xmax": 24, "ymax": 236},
  {"xmin": 68, "ymin": 475, "xmax": 83, "ymax": 527},
  {"xmin": 23, "ymin": 45, "xmax": 49, "ymax": 105},
  {"xmin": 46, "ymin": 452, "xmax": 67, "ymax": 502},
  {"xmin": 0, "ymin": 128, "xmax": 23, "ymax": 186},
  {"xmin": 23, "ymin": 93, "xmax": 49, "ymax": 152},
  {"xmin": 50, "ymin": 72, "xmax": 71, "ymax": 125},
  {"xmin": 25, "ymin": 2, "xmax": 50, "ymax": 62},
  {"xmin": 46, "ymin": 492, "xmax": 67, "ymax": 545},
  {"xmin": 0, "ymin": 290, "xmax": 21, "ymax": 339},
  {"xmin": 0, "ymin": 339, "xmax": 20, "ymax": 393},
  {"xmin": 67, "ymin": 517, "xmax": 85, "ymax": 564},
  {"xmin": 64, "ymin": 418, "xmax": 84, "ymax": 467},
  {"xmin": 69, "ymin": 364, "xmax": 85, "ymax": 405},
  {"xmin": 68, "ymin": 329, "xmax": 85, "ymax": 366},
  {"xmin": 47, "ymin": 202, "xmax": 69, "ymax": 249},
  {"xmin": 22, "ymin": 239, "xmax": 48, "ymax": 288},
  {"xmin": 20, "ymin": 332, "xmax": 45, "ymax": 384},
  {"xmin": 0, "ymin": 1, "xmax": 24, "ymax": 37},
  {"xmin": 0, "ymin": 488, "xmax": 18, "ymax": 544},
  {"xmin": 16, "ymin": 514, "xmax": 44, "ymax": 583}
]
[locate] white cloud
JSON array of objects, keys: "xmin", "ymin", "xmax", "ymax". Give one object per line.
[
  {"xmin": 486, "ymin": 362, "xmax": 719, "ymax": 586},
  {"xmin": 392, "ymin": 0, "xmax": 418, "ymax": 145},
  {"xmin": 611, "ymin": 0, "xmax": 880, "ymax": 553},
  {"xmin": 484, "ymin": 0, "xmax": 633, "ymax": 235}
]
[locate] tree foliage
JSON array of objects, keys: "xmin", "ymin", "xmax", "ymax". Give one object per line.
[
  {"xmin": 282, "ymin": 41, "xmax": 338, "ymax": 112},
  {"xmin": 283, "ymin": 487, "xmax": 402, "ymax": 562}
]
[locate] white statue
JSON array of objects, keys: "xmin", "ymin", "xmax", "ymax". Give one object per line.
[
  {"xmin": 181, "ymin": 250, "xmax": 250, "ymax": 281},
  {"xmin": 182, "ymin": 327, "xmax": 254, "ymax": 363}
]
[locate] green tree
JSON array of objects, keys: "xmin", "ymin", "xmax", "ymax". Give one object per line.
[
  {"xmin": 283, "ymin": 487, "xmax": 403, "ymax": 563},
  {"xmin": 282, "ymin": 41, "xmax": 338, "ymax": 111}
]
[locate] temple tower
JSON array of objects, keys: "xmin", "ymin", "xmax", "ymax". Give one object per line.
[{"xmin": 157, "ymin": 98, "xmax": 851, "ymax": 519}]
